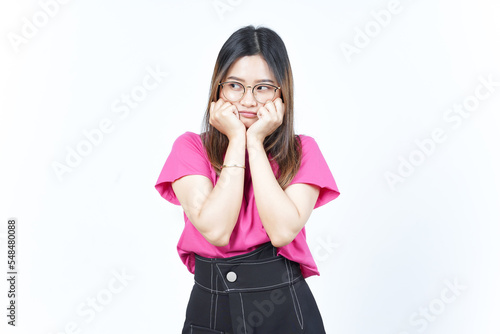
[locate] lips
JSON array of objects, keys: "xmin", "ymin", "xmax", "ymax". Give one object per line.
[{"xmin": 239, "ymin": 111, "xmax": 257, "ymax": 118}]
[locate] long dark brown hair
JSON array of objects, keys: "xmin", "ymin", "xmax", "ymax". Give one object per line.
[{"xmin": 201, "ymin": 25, "xmax": 301, "ymax": 189}]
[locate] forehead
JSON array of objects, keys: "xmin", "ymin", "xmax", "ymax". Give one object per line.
[{"xmin": 224, "ymin": 55, "xmax": 277, "ymax": 83}]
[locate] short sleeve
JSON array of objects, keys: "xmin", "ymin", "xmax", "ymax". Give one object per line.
[
  {"xmin": 154, "ymin": 132, "xmax": 213, "ymax": 205},
  {"xmin": 288, "ymin": 135, "xmax": 340, "ymax": 209}
]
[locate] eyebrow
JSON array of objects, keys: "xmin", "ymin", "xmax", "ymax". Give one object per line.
[{"xmin": 226, "ymin": 76, "xmax": 276, "ymax": 84}]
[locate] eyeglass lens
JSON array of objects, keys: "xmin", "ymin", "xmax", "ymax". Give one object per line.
[{"xmin": 221, "ymin": 82, "xmax": 277, "ymax": 103}]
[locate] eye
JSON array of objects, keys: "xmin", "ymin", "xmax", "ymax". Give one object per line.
[
  {"xmin": 227, "ymin": 82, "xmax": 243, "ymax": 91},
  {"xmin": 255, "ymin": 85, "xmax": 273, "ymax": 91}
]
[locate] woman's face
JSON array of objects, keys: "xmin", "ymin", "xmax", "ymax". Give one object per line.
[{"xmin": 219, "ymin": 54, "xmax": 281, "ymax": 129}]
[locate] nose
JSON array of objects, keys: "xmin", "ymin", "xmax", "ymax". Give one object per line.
[{"xmin": 240, "ymin": 86, "xmax": 257, "ymax": 107}]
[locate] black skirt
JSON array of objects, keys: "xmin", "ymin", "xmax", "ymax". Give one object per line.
[{"xmin": 181, "ymin": 241, "xmax": 327, "ymax": 334}]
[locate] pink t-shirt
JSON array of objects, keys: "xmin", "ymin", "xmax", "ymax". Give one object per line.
[{"xmin": 155, "ymin": 131, "xmax": 340, "ymax": 278}]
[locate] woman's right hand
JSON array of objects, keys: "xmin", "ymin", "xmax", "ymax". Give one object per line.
[{"xmin": 209, "ymin": 99, "xmax": 246, "ymax": 141}]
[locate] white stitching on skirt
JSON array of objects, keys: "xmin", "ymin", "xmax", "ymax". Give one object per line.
[
  {"xmin": 285, "ymin": 259, "xmax": 303, "ymax": 329},
  {"xmin": 227, "ymin": 246, "xmax": 267, "ymax": 261},
  {"xmin": 292, "ymin": 284, "xmax": 304, "ymax": 329},
  {"xmin": 215, "ymin": 264, "xmax": 230, "ymax": 290},
  {"xmin": 217, "ymin": 257, "xmax": 283, "ymax": 266},
  {"xmin": 194, "ymin": 277, "xmax": 302, "ymax": 293},
  {"xmin": 210, "ymin": 260, "xmax": 213, "ymax": 329},
  {"xmin": 285, "ymin": 258, "xmax": 291, "ymax": 284},
  {"xmin": 214, "ymin": 278, "xmax": 218, "ymax": 328},
  {"xmin": 239, "ymin": 292, "xmax": 247, "ymax": 334},
  {"xmin": 195, "ymin": 245, "xmax": 268, "ymax": 263}
]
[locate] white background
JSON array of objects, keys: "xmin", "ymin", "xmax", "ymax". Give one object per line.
[{"xmin": 1, "ymin": 0, "xmax": 499, "ymax": 333}]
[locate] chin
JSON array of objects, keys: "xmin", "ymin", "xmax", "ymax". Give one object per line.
[{"xmin": 245, "ymin": 120, "xmax": 257, "ymax": 128}]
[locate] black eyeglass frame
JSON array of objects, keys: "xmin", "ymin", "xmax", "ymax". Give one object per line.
[{"xmin": 218, "ymin": 81, "xmax": 281, "ymax": 103}]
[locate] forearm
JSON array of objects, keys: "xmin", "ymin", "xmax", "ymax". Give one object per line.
[
  {"xmin": 197, "ymin": 135, "xmax": 246, "ymax": 246},
  {"xmin": 247, "ymin": 138, "xmax": 302, "ymax": 247}
]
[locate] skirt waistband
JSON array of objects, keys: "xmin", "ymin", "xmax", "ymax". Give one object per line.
[{"xmin": 194, "ymin": 242, "xmax": 303, "ymax": 294}]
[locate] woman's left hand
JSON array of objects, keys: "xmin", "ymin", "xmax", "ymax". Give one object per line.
[{"xmin": 246, "ymin": 98, "xmax": 285, "ymax": 144}]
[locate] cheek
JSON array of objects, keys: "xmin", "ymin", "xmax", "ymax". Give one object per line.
[{"xmin": 219, "ymin": 90, "xmax": 229, "ymax": 102}]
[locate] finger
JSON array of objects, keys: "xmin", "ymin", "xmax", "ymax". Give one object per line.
[
  {"xmin": 209, "ymin": 102, "xmax": 216, "ymax": 126},
  {"xmin": 221, "ymin": 102, "xmax": 237, "ymax": 115},
  {"xmin": 265, "ymin": 100, "xmax": 276, "ymax": 112},
  {"xmin": 213, "ymin": 98, "xmax": 224, "ymax": 109},
  {"xmin": 213, "ymin": 100, "xmax": 229, "ymax": 118},
  {"xmin": 256, "ymin": 105, "xmax": 268, "ymax": 120},
  {"xmin": 211, "ymin": 100, "xmax": 220, "ymax": 116},
  {"xmin": 264, "ymin": 101, "xmax": 277, "ymax": 118},
  {"xmin": 274, "ymin": 98, "xmax": 285, "ymax": 117},
  {"xmin": 221, "ymin": 101, "xmax": 234, "ymax": 110}
]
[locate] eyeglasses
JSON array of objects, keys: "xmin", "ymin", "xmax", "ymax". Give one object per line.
[{"xmin": 219, "ymin": 81, "xmax": 281, "ymax": 104}]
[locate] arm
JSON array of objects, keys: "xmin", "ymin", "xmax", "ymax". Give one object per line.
[
  {"xmin": 172, "ymin": 99, "xmax": 247, "ymax": 247},
  {"xmin": 245, "ymin": 98, "xmax": 320, "ymax": 247},
  {"xmin": 247, "ymin": 137, "xmax": 320, "ymax": 248},
  {"xmin": 172, "ymin": 134, "xmax": 246, "ymax": 247}
]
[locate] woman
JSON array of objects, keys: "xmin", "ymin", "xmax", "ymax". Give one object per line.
[{"xmin": 155, "ymin": 25, "xmax": 340, "ymax": 334}]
